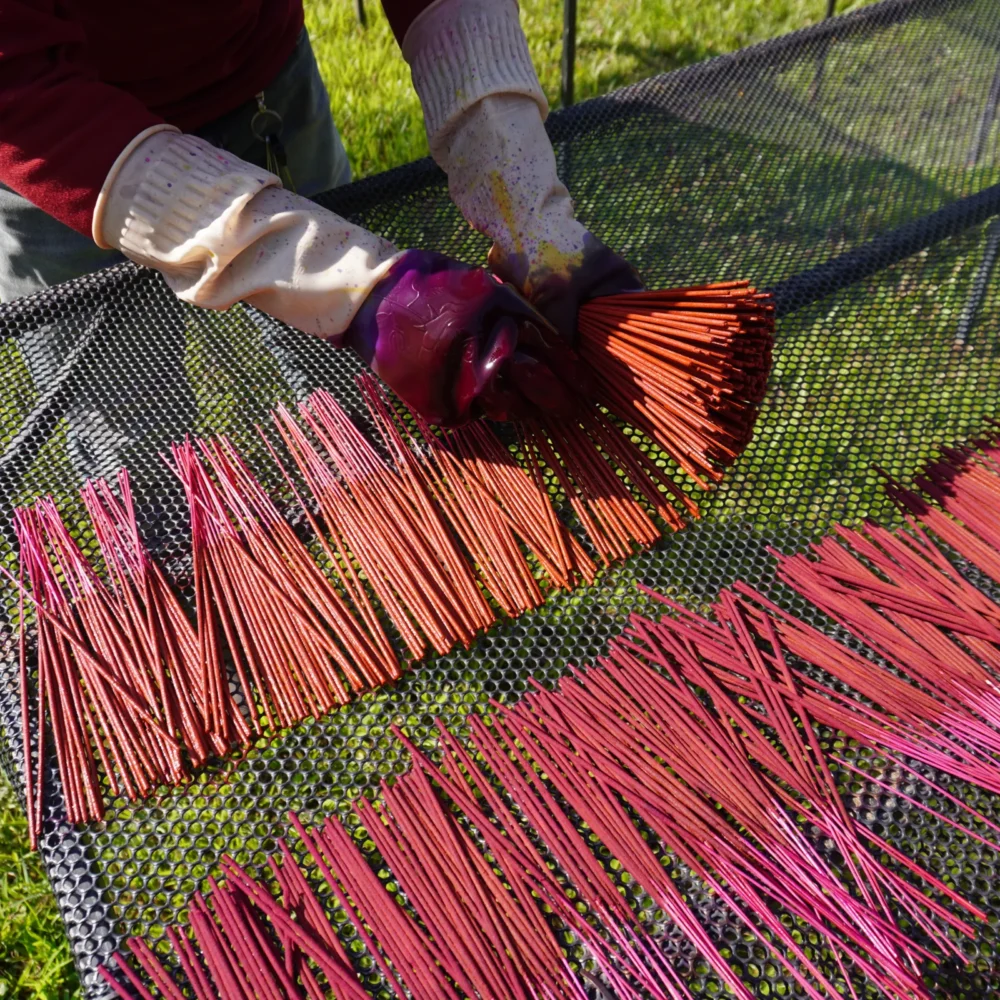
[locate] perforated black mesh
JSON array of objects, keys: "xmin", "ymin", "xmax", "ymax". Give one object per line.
[{"xmin": 3, "ymin": 1, "xmax": 1000, "ymax": 996}]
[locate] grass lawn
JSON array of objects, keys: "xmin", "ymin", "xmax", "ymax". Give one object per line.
[
  {"xmin": 308, "ymin": 0, "xmax": 874, "ymax": 181},
  {"xmin": 0, "ymin": 2, "xmax": 875, "ymax": 996},
  {"xmin": 0, "ymin": 781, "xmax": 77, "ymax": 997}
]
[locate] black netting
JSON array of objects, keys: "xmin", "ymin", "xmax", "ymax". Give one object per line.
[{"xmin": 3, "ymin": 0, "xmax": 1000, "ymax": 995}]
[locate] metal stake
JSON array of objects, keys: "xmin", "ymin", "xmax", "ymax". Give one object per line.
[
  {"xmin": 967, "ymin": 56, "xmax": 1000, "ymax": 167},
  {"xmin": 561, "ymin": 0, "xmax": 578, "ymax": 108},
  {"xmin": 955, "ymin": 217, "xmax": 1000, "ymax": 347}
]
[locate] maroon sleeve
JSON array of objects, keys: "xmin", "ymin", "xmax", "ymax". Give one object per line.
[
  {"xmin": 381, "ymin": 0, "xmax": 439, "ymax": 46},
  {"xmin": 0, "ymin": 0, "xmax": 163, "ymax": 236}
]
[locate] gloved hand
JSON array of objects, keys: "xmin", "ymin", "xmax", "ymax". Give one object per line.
[
  {"xmin": 92, "ymin": 129, "xmax": 585, "ymax": 424},
  {"xmin": 402, "ymin": 0, "xmax": 644, "ymax": 342},
  {"xmin": 346, "ymin": 249, "xmax": 591, "ymax": 426},
  {"xmin": 93, "ymin": 128, "xmax": 400, "ymax": 340},
  {"xmin": 490, "ymin": 230, "xmax": 645, "ymax": 345}
]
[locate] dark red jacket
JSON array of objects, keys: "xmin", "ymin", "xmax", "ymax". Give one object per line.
[{"xmin": 0, "ymin": 1, "xmax": 427, "ymax": 236}]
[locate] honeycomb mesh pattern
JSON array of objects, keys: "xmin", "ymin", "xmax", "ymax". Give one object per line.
[{"xmin": 3, "ymin": 0, "xmax": 1000, "ymax": 995}]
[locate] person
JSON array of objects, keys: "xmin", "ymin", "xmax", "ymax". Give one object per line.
[{"xmin": 0, "ymin": 0, "xmax": 641, "ymax": 432}]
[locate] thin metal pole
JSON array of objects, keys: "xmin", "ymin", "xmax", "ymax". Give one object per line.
[
  {"xmin": 955, "ymin": 218, "xmax": 1000, "ymax": 347},
  {"xmin": 355, "ymin": 0, "xmax": 366, "ymax": 28},
  {"xmin": 561, "ymin": 0, "xmax": 577, "ymax": 107},
  {"xmin": 811, "ymin": 0, "xmax": 837, "ymax": 101},
  {"xmin": 968, "ymin": 56, "xmax": 1000, "ymax": 167}
]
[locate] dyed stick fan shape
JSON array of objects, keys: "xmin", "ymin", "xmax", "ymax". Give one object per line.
[
  {"xmin": 99, "ymin": 443, "xmax": 1000, "ymax": 1000},
  {"xmin": 579, "ymin": 282, "xmax": 774, "ymax": 487},
  {"xmin": 99, "ymin": 579, "xmax": 997, "ymax": 1000},
  {"xmin": 10, "ymin": 278, "xmax": 774, "ymax": 834}
]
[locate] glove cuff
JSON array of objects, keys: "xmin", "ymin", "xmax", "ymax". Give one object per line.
[
  {"xmin": 92, "ymin": 124, "xmax": 182, "ymax": 247},
  {"xmin": 94, "ymin": 129, "xmax": 401, "ymax": 341},
  {"xmin": 403, "ymin": 0, "xmax": 547, "ymax": 158},
  {"xmin": 101, "ymin": 133, "xmax": 281, "ymax": 262}
]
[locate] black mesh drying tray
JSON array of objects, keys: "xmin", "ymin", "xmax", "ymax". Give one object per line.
[{"xmin": 3, "ymin": 0, "xmax": 1000, "ymax": 995}]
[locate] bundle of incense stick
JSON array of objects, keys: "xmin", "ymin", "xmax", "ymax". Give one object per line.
[
  {"xmin": 885, "ymin": 431, "xmax": 1000, "ymax": 585},
  {"xmin": 82, "ymin": 472, "xmax": 211, "ymax": 758},
  {"xmin": 101, "ymin": 586, "xmax": 991, "ymax": 1000},
  {"xmin": 518, "ymin": 409, "xmax": 698, "ymax": 567},
  {"xmin": 650, "ymin": 585, "xmax": 1000, "ymax": 860},
  {"xmin": 358, "ymin": 373, "xmax": 693, "ymax": 594},
  {"xmin": 167, "ymin": 437, "xmax": 399, "ymax": 736},
  {"xmin": 359, "ymin": 375, "xmax": 550, "ymax": 615},
  {"xmin": 272, "ymin": 389, "xmax": 494, "ymax": 660},
  {"xmin": 277, "ymin": 381, "xmax": 696, "ymax": 627},
  {"xmin": 15, "ymin": 505, "xmax": 106, "ymax": 835},
  {"xmin": 12, "ymin": 484, "xmax": 201, "ymax": 841},
  {"xmin": 438, "ymin": 416, "xmax": 600, "ymax": 589},
  {"xmin": 198, "ymin": 436, "xmax": 398, "ymax": 691},
  {"xmin": 772, "ymin": 520, "xmax": 1000, "ymax": 779},
  {"xmin": 578, "ymin": 282, "xmax": 774, "ymax": 489}
]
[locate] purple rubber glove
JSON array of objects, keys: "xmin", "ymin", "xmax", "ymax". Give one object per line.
[
  {"xmin": 489, "ymin": 234, "xmax": 645, "ymax": 344},
  {"xmin": 402, "ymin": 1, "xmax": 642, "ymax": 344},
  {"xmin": 346, "ymin": 249, "xmax": 592, "ymax": 427}
]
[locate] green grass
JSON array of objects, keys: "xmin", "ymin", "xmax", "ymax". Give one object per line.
[
  {"xmin": 0, "ymin": 781, "xmax": 79, "ymax": 998},
  {"xmin": 306, "ymin": 0, "xmax": 875, "ymax": 181},
  {"xmin": 0, "ymin": 2, "xmax": 881, "ymax": 996}
]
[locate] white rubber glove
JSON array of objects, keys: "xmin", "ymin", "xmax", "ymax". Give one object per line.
[
  {"xmin": 403, "ymin": 0, "xmax": 591, "ymax": 299},
  {"xmin": 92, "ymin": 128, "xmax": 401, "ymax": 341}
]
